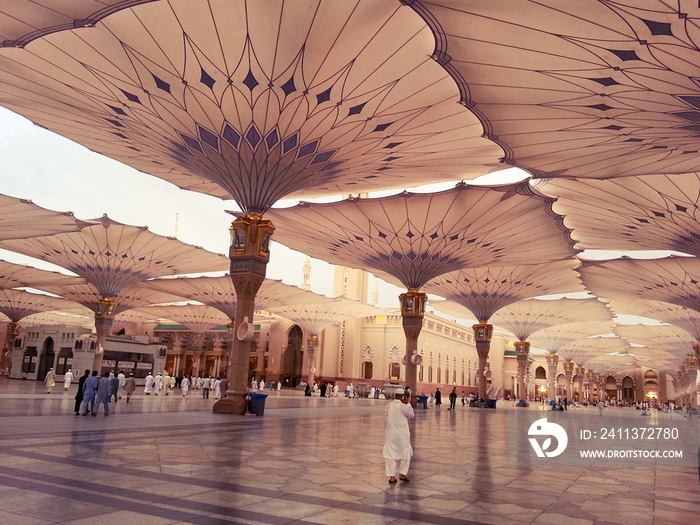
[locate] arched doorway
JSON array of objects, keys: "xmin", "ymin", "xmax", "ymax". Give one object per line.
[
  {"xmin": 283, "ymin": 325, "xmax": 303, "ymax": 387},
  {"xmin": 37, "ymin": 337, "xmax": 55, "ymax": 381}
]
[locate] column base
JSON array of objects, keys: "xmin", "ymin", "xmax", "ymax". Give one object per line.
[{"xmin": 212, "ymin": 392, "xmax": 247, "ymax": 415}]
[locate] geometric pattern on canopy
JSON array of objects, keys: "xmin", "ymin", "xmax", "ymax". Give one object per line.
[
  {"xmin": 0, "ymin": 1, "xmax": 502, "ymax": 213},
  {"xmin": 410, "ymin": 1, "xmax": 700, "ymax": 179},
  {"xmin": 423, "ymin": 259, "xmax": 584, "ymax": 323},
  {"xmin": 0, "ymin": 193, "xmax": 88, "ymax": 240},
  {"xmin": 0, "ymin": 215, "xmax": 229, "ymax": 299},
  {"xmin": 528, "ymin": 321, "xmax": 616, "ymax": 354},
  {"xmin": 138, "ymin": 276, "xmax": 333, "ymax": 321},
  {"xmin": 0, "ymin": 259, "xmax": 83, "ymax": 290},
  {"xmin": 490, "ymin": 297, "xmax": 612, "ymax": 341},
  {"xmin": 268, "ymin": 298, "xmax": 386, "ymax": 336},
  {"xmin": 580, "ymin": 257, "xmax": 700, "ymax": 313},
  {"xmin": 607, "ymin": 298, "xmax": 700, "ymax": 342},
  {"xmin": 559, "ymin": 337, "xmax": 632, "ymax": 367},
  {"xmin": 16, "ymin": 310, "xmax": 94, "ymax": 328},
  {"xmin": 133, "ymin": 304, "xmax": 230, "ymax": 334},
  {"xmin": 263, "ymin": 181, "xmax": 577, "ymax": 290},
  {"xmin": 0, "ymin": 288, "xmax": 90, "ymax": 322},
  {"xmin": 534, "ymin": 174, "xmax": 700, "ymax": 256}
]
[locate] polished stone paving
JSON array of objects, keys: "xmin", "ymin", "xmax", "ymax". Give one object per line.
[{"xmin": 0, "ymin": 377, "xmax": 698, "ymax": 524}]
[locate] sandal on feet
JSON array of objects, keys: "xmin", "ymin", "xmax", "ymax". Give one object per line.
[
  {"xmin": 399, "ymin": 476, "xmax": 410, "ymax": 482},
  {"xmin": 388, "ymin": 477, "xmax": 397, "ymax": 483}
]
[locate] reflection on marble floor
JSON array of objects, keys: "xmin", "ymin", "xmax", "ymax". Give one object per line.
[{"xmin": 0, "ymin": 377, "xmax": 697, "ymax": 525}]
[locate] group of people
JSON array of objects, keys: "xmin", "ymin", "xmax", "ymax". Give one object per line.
[
  {"xmin": 145, "ymin": 372, "xmax": 229, "ymax": 398},
  {"xmin": 73, "ymin": 369, "xmax": 137, "ymax": 416},
  {"xmin": 251, "ymin": 377, "xmax": 282, "ymax": 392}
]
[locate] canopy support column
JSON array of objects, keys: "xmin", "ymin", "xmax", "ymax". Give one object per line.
[
  {"xmin": 93, "ymin": 297, "xmax": 116, "ymax": 372},
  {"xmin": 400, "ymin": 289, "xmax": 426, "ymax": 402},
  {"xmin": 214, "ymin": 214, "xmax": 274, "ymax": 415},
  {"xmin": 1, "ymin": 321, "xmax": 20, "ymax": 373},
  {"xmin": 515, "ymin": 340, "xmax": 530, "ymax": 404},
  {"xmin": 473, "ymin": 323, "xmax": 493, "ymax": 400},
  {"xmin": 547, "ymin": 353, "xmax": 559, "ymax": 401}
]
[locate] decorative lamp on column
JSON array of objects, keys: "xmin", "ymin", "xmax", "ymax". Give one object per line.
[
  {"xmin": 307, "ymin": 335, "xmax": 320, "ymax": 386},
  {"xmin": 399, "ymin": 289, "xmax": 426, "ymax": 398},
  {"xmin": 93, "ymin": 296, "xmax": 117, "ymax": 371}
]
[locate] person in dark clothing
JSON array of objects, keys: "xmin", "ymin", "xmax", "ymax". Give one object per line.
[
  {"xmin": 74, "ymin": 369, "xmax": 90, "ymax": 415},
  {"xmin": 448, "ymin": 388, "xmax": 457, "ymax": 410},
  {"xmin": 435, "ymin": 388, "xmax": 442, "ymax": 408}
]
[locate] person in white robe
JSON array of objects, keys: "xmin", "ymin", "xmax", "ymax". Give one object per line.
[
  {"xmin": 383, "ymin": 391, "xmax": 415, "ymax": 483},
  {"xmin": 277, "ymin": 381, "xmax": 282, "ymax": 391},
  {"xmin": 333, "ymin": 384, "xmax": 339, "ymax": 397},
  {"xmin": 251, "ymin": 378, "xmax": 258, "ymax": 391},
  {"xmin": 181, "ymin": 376, "xmax": 190, "ymax": 397},
  {"xmin": 63, "ymin": 369, "xmax": 73, "ymax": 390},
  {"xmin": 213, "ymin": 378, "xmax": 222, "ymax": 399},
  {"xmin": 170, "ymin": 375, "xmax": 176, "ymax": 389},
  {"xmin": 45, "ymin": 368, "xmax": 56, "ymax": 394},
  {"xmin": 154, "ymin": 373, "xmax": 163, "ymax": 395},
  {"xmin": 144, "ymin": 373, "xmax": 154, "ymax": 395},
  {"xmin": 163, "ymin": 372, "xmax": 170, "ymax": 395},
  {"xmin": 259, "ymin": 380, "xmax": 265, "ymax": 391},
  {"xmin": 117, "ymin": 371, "xmax": 126, "ymax": 399}
]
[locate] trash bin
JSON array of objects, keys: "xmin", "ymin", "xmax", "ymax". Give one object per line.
[
  {"xmin": 417, "ymin": 395, "xmax": 429, "ymax": 409},
  {"xmin": 248, "ymin": 393, "xmax": 268, "ymax": 415}
]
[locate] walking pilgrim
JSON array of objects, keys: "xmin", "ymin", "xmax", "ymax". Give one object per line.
[
  {"xmin": 63, "ymin": 369, "xmax": 73, "ymax": 390},
  {"xmin": 383, "ymin": 390, "xmax": 415, "ymax": 483}
]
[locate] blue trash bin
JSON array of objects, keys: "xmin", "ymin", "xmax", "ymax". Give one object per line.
[
  {"xmin": 417, "ymin": 395, "xmax": 429, "ymax": 409},
  {"xmin": 248, "ymin": 393, "xmax": 268, "ymax": 415}
]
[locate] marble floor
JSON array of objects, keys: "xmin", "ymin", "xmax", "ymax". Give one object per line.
[{"xmin": 0, "ymin": 377, "xmax": 697, "ymax": 525}]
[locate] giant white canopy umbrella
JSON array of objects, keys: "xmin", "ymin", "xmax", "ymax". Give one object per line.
[
  {"xmin": 264, "ymin": 181, "xmax": 577, "ymax": 396},
  {"xmin": 0, "ymin": 215, "xmax": 228, "ymax": 370},
  {"xmin": 411, "ymin": 1, "xmax": 700, "ymax": 179},
  {"xmin": 492, "ymin": 298, "xmax": 612, "ymax": 400}
]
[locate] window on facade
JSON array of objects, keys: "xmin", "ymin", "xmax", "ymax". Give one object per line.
[
  {"xmin": 437, "ymin": 368, "xmax": 441, "ymax": 384},
  {"xmin": 362, "ymin": 361, "xmax": 373, "ymax": 379},
  {"xmin": 389, "ymin": 362, "xmax": 400, "ymax": 381},
  {"xmin": 428, "ymin": 366, "xmax": 433, "ymax": 383}
]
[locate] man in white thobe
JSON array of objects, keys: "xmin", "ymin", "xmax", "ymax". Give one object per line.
[
  {"xmin": 181, "ymin": 376, "xmax": 190, "ymax": 397},
  {"xmin": 383, "ymin": 391, "xmax": 414, "ymax": 483},
  {"xmin": 153, "ymin": 373, "xmax": 163, "ymax": 395},
  {"xmin": 117, "ymin": 371, "xmax": 126, "ymax": 399},
  {"xmin": 163, "ymin": 372, "xmax": 170, "ymax": 396},
  {"xmin": 144, "ymin": 373, "xmax": 154, "ymax": 395},
  {"xmin": 63, "ymin": 369, "xmax": 73, "ymax": 390}
]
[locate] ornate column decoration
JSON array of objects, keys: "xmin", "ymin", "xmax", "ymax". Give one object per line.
[
  {"xmin": 472, "ymin": 322, "xmax": 493, "ymax": 399},
  {"xmin": 214, "ymin": 213, "xmax": 274, "ymax": 415},
  {"xmin": 685, "ymin": 355, "xmax": 698, "ymax": 409},
  {"xmin": 514, "ymin": 340, "xmax": 530, "ymax": 403},
  {"xmin": 306, "ymin": 335, "xmax": 320, "ymax": 386},
  {"xmin": 399, "ymin": 289, "xmax": 426, "ymax": 397},
  {"xmin": 575, "ymin": 366, "xmax": 586, "ymax": 402},
  {"xmin": 546, "ymin": 353, "xmax": 559, "ymax": 400},
  {"xmin": 93, "ymin": 297, "xmax": 117, "ymax": 371},
  {"xmin": 562, "ymin": 360, "xmax": 575, "ymax": 399}
]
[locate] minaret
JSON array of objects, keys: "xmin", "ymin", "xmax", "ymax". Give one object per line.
[
  {"xmin": 301, "ymin": 256, "xmax": 311, "ymax": 290},
  {"xmin": 372, "ymin": 279, "xmax": 379, "ymax": 306}
]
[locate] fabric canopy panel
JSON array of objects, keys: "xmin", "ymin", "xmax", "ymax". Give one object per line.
[
  {"xmin": 134, "ymin": 304, "xmax": 230, "ymax": 334},
  {"xmin": 15, "ymin": 310, "xmax": 94, "ymax": 328},
  {"xmin": 268, "ymin": 298, "xmax": 386, "ymax": 336},
  {"xmin": 0, "ymin": 0, "xmax": 503, "ymax": 213},
  {"xmin": 534, "ymin": 174, "xmax": 700, "ymax": 256},
  {"xmin": 0, "ymin": 288, "xmax": 90, "ymax": 322},
  {"xmin": 0, "ymin": 215, "xmax": 229, "ymax": 298},
  {"xmin": 139, "ymin": 276, "xmax": 333, "ymax": 320},
  {"xmin": 615, "ymin": 324, "xmax": 697, "ymax": 358},
  {"xmin": 423, "ymin": 259, "xmax": 585, "ymax": 323},
  {"xmin": 34, "ymin": 282, "xmax": 187, "ymax": 316},
  {"xmin": 0, "ymin": 193, "xmax": 88, "ymax": 240},
  {"xmin": 580, "ymin": 257, "xmax": 700, "ymax": 313},
  {"xmin": 263, "ymin": 181, "xmax": 577, "ymax": 290},
  {"xmin": 528, "ymin": 321, "xmax": 617, "ymax": 354},
  {"xmin": 491, "ymin": 297, "xmax": 612, "ymax": 341},
  {"xmin": 559, "ymin": 337, "xmax": 632, "ymax": 366},
  {"xmin": 412, "ymin": 1, "xmax": 700, "ymax": 179},
  {"xmin": 0, "ymin": 259, "xmax": 83, "ymax": 290},
  {"xmin": 608, "ymin": 298, "xmax": 700, "ymax": 342}
]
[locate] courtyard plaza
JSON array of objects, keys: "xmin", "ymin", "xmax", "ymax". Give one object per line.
[{"xmin": 0, "ymin": 378, "xmax": 697, "ymax": 525}]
